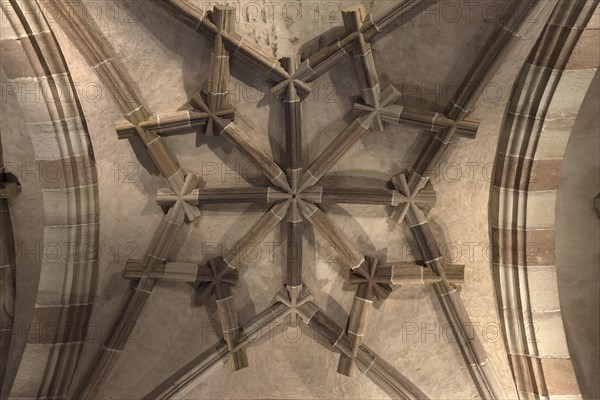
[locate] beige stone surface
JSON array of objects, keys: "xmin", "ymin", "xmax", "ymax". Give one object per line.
[
  {"xmin": 3, "ymin": 0, "xmax": 587, "ymax": 398},
  {"xmin": 538, "ymin": 117, "xmax": 578, "ymax": 160},
  {"xmin": 547, "ymin": 68, "xmax": 598, "ymax": 119},
  {"xmin": 0, "ymin": 66, "xmax": 45, "ymax": 398},
  {"xmin": 527, "ymin": 266, "xmax": 561, "ymax": 312}
]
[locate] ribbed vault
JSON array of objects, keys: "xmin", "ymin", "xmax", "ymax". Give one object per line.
[{"xmin": 1, "ymin": 0, "xmax": 597, "ymax": 399}]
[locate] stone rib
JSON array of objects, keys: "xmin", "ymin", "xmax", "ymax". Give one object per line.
[
  {"xmin": 276, "ymin": 57, "xmax": 306, "ymax": 288},
  {"xmin": 280, "ymin": 56, "xmax": 304, "ymax": 171},
  {"xmin": 321, "ymin": 187, "xmax": 398, "ymax": 206},
  {"xmin": 115, "ymin": 110, "xmax": 233, "ymax": 139},
  {"xmin": 223, "ymin": 200, "xmax": 291, "ymax": 269},
  {"xmin": 73, "ymin": 205, "xmax": 185, "ymax": 398},
  {"xmin": 299, "ymin": 119, "xmax": 369, "ymax": 190},
  {"xmin": 353, "ymin": 104, "xmax": 480, "ymax": 139},
  {"xmin": 156, "ymin": 187, "xmax": 271, "ymax": 206},
  {"xmin": 295, "ymin": 0, "xmax": 438, "ymax": 83},
  {"xmin": 161, "ymin": 0, "xmax": 289, "ymax": 82},
  {"xmin": 408, "ymin": 0, "xmax": 542, "ymax": 191},
  {"xmin": 43, "ymin": 0, "xmax": 184, "ymax": 181},
  {"xmin": 204, "ymin": 5, "xmax": 236, "ymax": 136},
  {"xmin": 287, "ymin": 208, "xmax": 303, "ymax": 288},
  {"xmin": 142, "ymin": 302, "xmax": 289, "ymax": 399},
  {"xmin": 405, "ymin": 204, "xmax": 508, "ymax": 399},
  {"xmin": 216, "ymin": 121, "xmax": 290, "ymax": 192},
  {"xmin": 300, "ymin": 303, "xmax": 430, "ymax": 400},
  {"xmin": 342, "ymin": 4, "xmax": 381, "ymax": 107},
  {"xmin": 191, "ymin": 95, "xmax": 291, "ymax": 192},
  {"xmin": 298, "ymin": 200, "xmax": 364, "ymax": 270}
]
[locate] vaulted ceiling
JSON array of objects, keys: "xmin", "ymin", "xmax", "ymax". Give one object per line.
[{"xmin": 1, "ymin": 1, "xmax": 598, "ymax": 399}]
